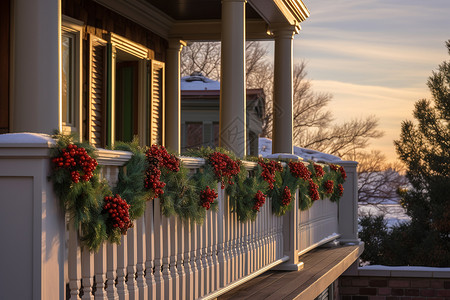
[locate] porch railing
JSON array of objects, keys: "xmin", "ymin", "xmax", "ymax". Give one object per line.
[{"xmin": 0, "ymin": 133, "xmax": 358, "ymax": 300}]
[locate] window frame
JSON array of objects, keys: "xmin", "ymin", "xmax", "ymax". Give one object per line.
[{"xmin": 61, "ymin": 15, "xmax": 83, "ymax": 140}]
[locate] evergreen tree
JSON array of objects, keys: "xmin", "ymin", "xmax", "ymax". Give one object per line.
[{"xmin": 392, "ymin": 40, "xmax": 450, "ymax": 266}]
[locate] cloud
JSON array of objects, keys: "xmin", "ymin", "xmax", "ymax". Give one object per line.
[{"xmin": 309, "ymin": 80, "xmax": 430, "ymax": 162}]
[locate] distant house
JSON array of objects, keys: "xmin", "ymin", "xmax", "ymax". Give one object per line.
[{"xmin": 181, "ymin": 72, "xmax": 265, "ymax": 156}]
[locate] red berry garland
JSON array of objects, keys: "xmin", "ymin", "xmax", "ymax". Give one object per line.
[
  {"xmin": 281, "ymin": 186, "xmax": 292, "ymax": 206},
  {"xmin": 323, "ymin": 180, "xmax": 334, "ymax": 195},
  {"xmin": 329, "ymin": 164, "xmax": 339, "ymax": 172},
  {"xmin": 339, "ymin": 166, "xmax": 347, "ymax": 180},
  {"xmin": 309, "ymin": 180, "xmax": 320, "ymax": 201},
  {"xmin": 313, "ymin": 163, "xmax": 325, "ymax": 178},
  {"xmin": 337, "ymin": 184, "xmax": 344, "ymax": 196},
  {"xmin": 144, "ymin": 145, "xmax": 180, "ymax": 198},
  {"xmin": 258, "ymin": 159, "xmax": 282, "ymax": 189},
  {"xmin": 103, "ymin": 194, "xmax": 132, "ymax": 234},
  {"xmin": 208, "ymin": 152, "xmax": 241, "ymax": 189},
  {"xmin": 253, "ymin": 190, "xmax": 266, "ymax": 212},
  {"xmin": 289, "ymin": 161, "xmax": 311, "ymax": 181},
  {"xmin": 200, "ymin": 186, "xmax": 218, "ymax": 210},
  {"xmin": 52, "ymin": 144, "xmax": 98, "ymax": 183}
]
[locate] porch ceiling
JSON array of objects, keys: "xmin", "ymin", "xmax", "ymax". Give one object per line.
[
  {"xmin": 94, "ymin": 0, "xmax": 309, "ymax": 40},
  {"xmin": 145, "ymin": 0, "xmax": 262, "ymax": 21}
]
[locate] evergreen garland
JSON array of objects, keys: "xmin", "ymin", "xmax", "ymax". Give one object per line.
[{"xmin": 51, "ymin": 134, "xmax": 347, "ymax": 252}]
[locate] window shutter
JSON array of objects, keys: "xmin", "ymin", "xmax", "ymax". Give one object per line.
[
  {"xmin": 149, "ymin": 60, "xmax": 164, "ymax": 145},
  {"xmin": 88, "ymin": 35, "xmax": 107, "ymax": 148}
]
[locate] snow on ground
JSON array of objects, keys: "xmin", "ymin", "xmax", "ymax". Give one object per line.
[{"xmin": 359, "ymin": 203, "xmax": 410, "ymax": 228}]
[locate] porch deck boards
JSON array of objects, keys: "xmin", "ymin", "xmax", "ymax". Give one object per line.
[{"xmin": 218, "ymin": 244, "xmax": 363, "ymax": 300}]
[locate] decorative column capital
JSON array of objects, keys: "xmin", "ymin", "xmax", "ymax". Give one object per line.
[
  {"xmin": 168, "ymin": 38, "xmax": 187, "ymax": 52},
  {"xmin": 270, "ymin": 24, "xmax": 299, "ymax": 39}
]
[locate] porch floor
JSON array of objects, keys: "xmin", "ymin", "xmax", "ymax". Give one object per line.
[{"xmin": 218, "ymin": 244, "xmax": 363, "ymax": 300}]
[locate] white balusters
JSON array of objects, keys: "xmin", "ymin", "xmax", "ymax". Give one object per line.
[
  {"xmin": 169, "ymin": 216, "xmax": 179, "ymax": 300},
  {"xmin": 217, "ymin": 186, "xmax": 226, "ymax": 289},
  {"xmin": 68, "ymin": 224, "xmax": 81, "ymax": 300},
  {"xmin": 127, "ymin": 223, "xmax": 139, "ymax": 300},
  {"xmin": 106, "ymin": 244, "xmax": 119, "ymax": 299},
  {"xmin": 145, "ymin": 202, "xmax": 156, "ymax": 300},
  {"xmin": 136, "ymin": 216, "xmax": 148, "ymax": 300},
  {"xmin": 190, "ymin": 223, "xmax": 199, "ymax": 299},
  {"xmin": 81, "ymin": 247, "xmax": 94, "ymax": 300},
  {"xmin": 161, "ymin": 215, "xmax": 172, "ymax": 299},
  {"xmin": 94, "ymin": 243, "xmax": 108, "ymax": 299},
  {"xmin": 153, "ymin": 199, "xmax": 164, "ymax": 299},
  {"xmin": 177, "ymin": 219, "xmax": 186, "ymax": 300},
  {"xmin": 183, "ymin": 221, "xmax": 194, "ymax": 300},
  {"xmin": 116, "ymin": 235, "xmax": 129, "ymax": 300}
]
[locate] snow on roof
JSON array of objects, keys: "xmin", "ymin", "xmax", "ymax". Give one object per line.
[
  {"xmin": 181, "ymin": 72, "xmax": 220, "ymax": 91},
  {"xmin": 258, "ymin": 137, "xmax": 342, "ymax": 162}
]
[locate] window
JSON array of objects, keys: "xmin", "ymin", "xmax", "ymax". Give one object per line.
[
  {"xmin": 61, "ymin": 16, "xmax": 83, "ymax": 139},
  {"xmin": 185, "ymin": 122, "xmax": 203, "ymax": 149}
]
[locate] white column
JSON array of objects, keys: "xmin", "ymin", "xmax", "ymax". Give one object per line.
[
  {"xmin": 12, "ymin": 0, "xmax": 61, "ymax": 133},
  {"xmin": 272, "ymin": 27, "xmax": 296, "ymax": 154},
  {"xmin": 220, "ymin": 0, "xmax": 246, "ymax": 157},
  {"xmin": 165, "ymin": 39, "xmax": 185, "ymax": 153}
]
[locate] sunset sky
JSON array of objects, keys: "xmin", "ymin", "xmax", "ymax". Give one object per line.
[{"xmin": 294, "ymin": 0, "xmax": 450, "ymax": 163}]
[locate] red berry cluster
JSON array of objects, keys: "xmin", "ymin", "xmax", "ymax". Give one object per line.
[
  {"xmin": 339, "ymin": 166, "xmax": 347, "ymax": 180},
  {"xmin": 208, "ymin": 152, "xmax": 241, "ymax": 189},
  {"xmin": 313, "ymin": 164, "xmax": 325, "ymax": 178},
  {"xmin": 52, "ymin": 144, "xmax": 98, "ymax": 183},
  {"xmin": 337, "ymin": 184, "xmax": 344, "ymax": 196},
  {"xmin": 144, "ymin": 145, "xmax": 180, "ymax": 198},
  {"xmin": 103, "ymin": 195, "xmax": 132, "ymax": 234},
  {"xmin": 281, "ymin": 186, "xmax": 292, "ymax": 206},
  {"xmin": 289, "ymin": 161, "xmax": 311, "ymax": 181},
  {"xmin": 253, "ymin": 190, "xmax": 266, "ymax": 212},
  {"xmin": 329, "ymin": 164, "xmax": 339, "ymax": 172},
  {"xmin": 323, "ymin": 180, "xmax": 334, "ymax": 195},
  {"xmin": 258, "ymin": 159, "xmax": 282, "ymax": 189},
  {"xmin": 200, "ymin": 186, "xmax": 218, "ymax": 210},
  {"xmin": 309, "ymin": 180, "xmax": 320, "ymax": 201}
]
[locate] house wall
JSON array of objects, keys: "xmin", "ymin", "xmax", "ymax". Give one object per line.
[
  {"xmin": 62, "ymin": 0, "xmax": 167, "ymax": 61},
  {"xmin": 339, "ymin": 275, "xmax": 450, "ymax": 299},
  {"xmin": 0, "ymin": 0, "xmax": 10, "ymax": 133}
]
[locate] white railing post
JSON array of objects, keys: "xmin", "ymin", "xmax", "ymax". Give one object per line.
[
  {"xmin": 0, "ymin": 134, "xmax": 65, "ymax": 300},
  {"xmin": 338, "ymin": 161, "xmax": 359, "ymax": 244},
  {"xmin": 273, "ymin": 189, "xmax": 303, "ymax": 271}
]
